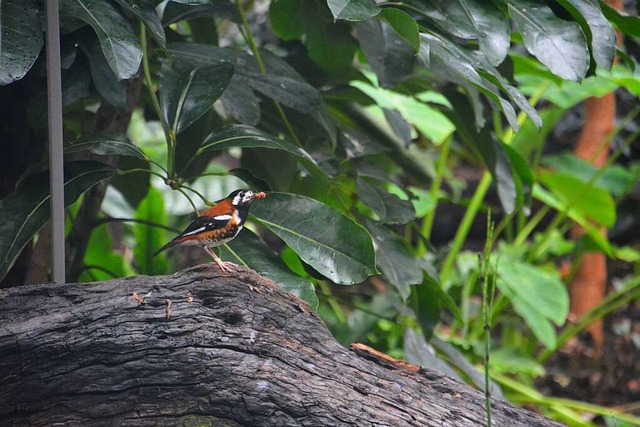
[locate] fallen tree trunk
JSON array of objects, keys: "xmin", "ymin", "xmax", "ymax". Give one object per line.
[{"xmin": 0, "ymin": 265, "xmax": 562, "ymax": 426}]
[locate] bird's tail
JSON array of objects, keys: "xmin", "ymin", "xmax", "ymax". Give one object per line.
[{"xmin": 153, "ymin": 240, "xmax": 178, "ymax": 256}]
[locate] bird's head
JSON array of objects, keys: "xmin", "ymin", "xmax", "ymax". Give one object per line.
[{"xmin": 228, "ymin": 189, "xmax": 267, "ymax": 207}]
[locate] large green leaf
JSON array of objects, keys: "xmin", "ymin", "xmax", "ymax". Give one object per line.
[
  {"xmin": 357, "ymin": 18, "xmax": 415, "ymax": 88},
  {"xmin": 270, "ymin": 0, "xmax": 306, "ymax": 40},
  {"xmin": 134, "ymin": 186, "xmax": 168, "ymax": 275},
  {"xmin": 0, "ymin": 0, "xmax": 43, "ymax": 85},
  {"xmin": 539, "ymin": 170, "xmax": 616, "ymax": 227},
  {"xmin": 378, "ymin": 8, "xmax": 419, "ymax": 52},
  {"xmin": 220, "ymin": 230, "xmax": 318, "ymax": 308},
  {"xmin": 555, "ymin": 0, "xmax": 615, "ymax": 70},
  {"xmin": 79, "ymin": 33, "xmax": 126, "ymax": 108},
  {"xmin": 160, "ymin": 61, "xmax": 234, "ymax": 134},
  {"xmin": 168, "ymin": 43, "xmax": 321, "ymax": 115},
  {"xmin": 498, "ymin": 261, "xmax": 569, "ymax": 349},
  {"xmin": 0, "ymin": 161, "xmax": 115, "ymax": 282},
  {"xmin": 306, "ymin": 20, "xmax": 357, "ymax": 75},
  {"xmin": 357, "ymin": 178, "xmax": 415, "ymax": 224},
  {"xmin": 273, "ymin": 0, "xmax": 358, "ymax": 74},
  {"xmin": 66, "ymin": 134, "xmax": 148, "ymax": 160},
  {"xmin": 543, "ymin": 153, "xmax": 638, "ymax": 198},
  {"xmin": 250, "ymin": 193, "xmax": 377, "ymax": 284},
  {"xmin": 327, "ymin": 0, "xmax": 380, "ymax": 21},
  {"xmin": 198, "ymin": 124, "xmax": 316, "ymax": 163},
  {"xmin": 365, "ymin": 220, "xmax": 421, "ymax": 299},
  {"xmin": 245, "ymin": 73, "xmax": 321, "ymax": 114},
  {"xmin": 445, "ymin": 0, "xmax": 510, "ymax": 66},
  {"xmin": 532, "ymin": 184, "xmax": 613, "ymax": 256},
  {"xmin": 80, "ymin": 223, "xmax": 134, "ymax": 281},
  {"xmin": 162, "ymin": 1, "xmax": 238, "ymax": 26},
  {"xmin": 60, "ymin": 0, "xmax": 142, "ymax": 79},
  {"xmin": 421, "ymin": 33, "xmax": 519, "ymax": 130},
  {"xmin": 508, "ymin": 0, "xmax": 589, "ymax": 81}
]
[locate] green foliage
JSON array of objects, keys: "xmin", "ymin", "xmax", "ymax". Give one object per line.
[
  {"xmin": 133, "ymin": 187, "xmax": 168, "ymax": 275},
  {"xmin": 0, "ymin": 162, "xmax": 115, "ymax": 282},
  {"xmin": 0, "ymin": 0, "xmax": 43, "ymax": 85},
  {"xmin": 2, "ymin": 0, "xmax": 640, "ymax": 424}
]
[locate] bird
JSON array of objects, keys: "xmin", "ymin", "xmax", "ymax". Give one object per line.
[{"xmin": 153, "ymin": 189, "xmax": 266, "ymax": 271}]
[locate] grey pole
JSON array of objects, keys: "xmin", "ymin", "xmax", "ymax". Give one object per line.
[{"xmin": 45, "ymin": 0, "xmax": 66, "ymax": 283}]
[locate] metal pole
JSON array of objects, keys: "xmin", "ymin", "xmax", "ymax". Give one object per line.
[{"xmin": 45, "ymin": 0, "xmax": 66, "ymax": 283}]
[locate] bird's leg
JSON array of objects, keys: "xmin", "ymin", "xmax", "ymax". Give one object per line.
[{"xmin": 203, "ymin": 246, "xmax": 234, "ymax": 272}]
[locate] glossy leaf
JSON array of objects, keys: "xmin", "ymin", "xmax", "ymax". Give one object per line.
[
  {"xmin": 220, "ymin": 230, "xmax": 318, "ymax": 308},
  {"xmin": 357, "ymin": 178, "xmax": 415, "ymax": 224},
  {"xmin": 0, "ymin": 0, "xmax": 43, "ymax": 85},
  {"xmin": 357, "ymin": 19, "xmax": 415, "ymax": 88},
  {"xmin": 66, "ymin": 134, "xmax": 148, "ymax": 160},
  {"xmin": 219, "ymin": 76, "xmax": 260, "ymax": 125},
  {"xmin": 80, "ymin": 33, "xmax": 127, "ymax": 107},
  {"xmin": 340, "ymin": 131, "xmax": 389, "ymax": 159},
  {"xmin": 421, "ymin": 33, "xmax": 519, "ymax": 130},
  {"xmin": 378, "ymin": 8, "xmax": 420, "ymax": 52},
  {"xmin": 160, "ymin": 61, "xmax": 234, "ymax": 134},
  {"xmin": 162, "ymin": 1, "xmax": 238, "ymax": 25},
  {"xmin": 245, "ymin": 73, "xmax": 321, "ymax": 114},
  {"xmin": 445, "ymin": 0, "xmax": 510, "ymax": 66},
  {"xmin": 134, "ymin": 186, "xmax": 168, "ymax": 275},
  {"xmin": 228, "ymin": 168, "xmax": 272, "ymax": 192},
  {"xmin": 498, "ymin": 261, "xmax": 569, "ymax": 349},
  {"xmin": 508, "ymin": 0, "xmax": 589, "ymax": 81},
  {"xmin": 327, "ymin": 0, "xmax": 380, "ymax": 21},
  {"xmin": 250, "ymin": 193, "xmax": 377, "ymax": 284},
  {"xmin": 198, "ymin": 124, "xmax": 316, "ymax": 163},
  {"xmin": 555, "ymin": 0, "xmax": 615, "ymax": 70},
  {"xmin": 365, "ymin": 220, "xmax": 421, "ymax": 299},
  {"xmin": 168, "ymin": 43, "xmax": 321, "ymax": 115},
  {"xmin": 60, "ymin": 0, "xmax": 142, "ymax": 79},
  {"xmin": 113, "ymin": 0, "xmax": 165, "ymax": 47},
  {"xmin": 0, "ymin": 161, "xmax": 115, "ymax": 282}
]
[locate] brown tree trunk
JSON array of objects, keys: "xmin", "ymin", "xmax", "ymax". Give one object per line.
[
  {"xmin": 0, "ymin": 265, "xmax": 562, "ymax": 427},
  {"xmin": 569, "ymin": 0, "xmax": 623, "ymax": 356}
]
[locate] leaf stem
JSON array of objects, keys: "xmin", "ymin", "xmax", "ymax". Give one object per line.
[
  {"xmin": 439, "ymin": 171, "xmax": 492, "ymax": 286},
  {"xmin": 235, "ymin": 0, "xmax": 303, "ymax": 147},
  {"xmin": 480, "ymin": 214, "xmax": 495, "ymax": 427},
  {"xmin": 180, "ymin": 184, "xmax": 212, "ymax": 206},
  {"xmin": 140, "ymin": 24, "xmax": 175, "ymax": 178},
  {"xmin": 419, "ymin": 135, "xmax": 451, "ymax": 254}
]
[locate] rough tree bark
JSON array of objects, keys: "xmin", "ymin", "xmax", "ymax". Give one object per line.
[{"xmin": 0, "ymin": 265, "xmax": 563, "ymax": 426}]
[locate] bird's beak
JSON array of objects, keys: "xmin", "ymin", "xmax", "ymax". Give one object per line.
[{"xmin": 254, "ymin": 192, "xmax": 267, "ymax": 200}]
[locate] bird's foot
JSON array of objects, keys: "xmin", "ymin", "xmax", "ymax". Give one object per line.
[{"xmin": 215, "ymin": 259, "xmax": 236, "ymax": 272}]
